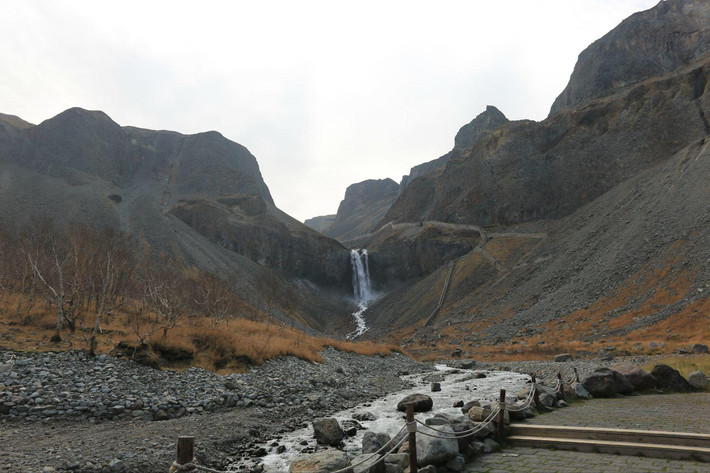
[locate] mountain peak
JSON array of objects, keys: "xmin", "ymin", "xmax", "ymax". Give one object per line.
[
  {"xmin": 550, "ymin": 0, "xmax": 710, "ymax": 115},
  {"xmin": 454, "ymin": 105, "xmax": 509, "ymax": 149}
]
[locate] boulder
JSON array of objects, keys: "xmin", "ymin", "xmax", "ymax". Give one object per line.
[
  {"xmin": 362, "ymin": 432, "xmax": 391, "ymax": 454},
  {"xmin": 483, "ymin": 437, "xmax": 501, "ymax": 452},
  {"xmin": 453, "ymin": 400, "xmax": 464, "ymax": 408},
  {"xmin": 431, "ymin": 382, "xmax": 441, "ymax": 392},
  {"xmin": 290, "ymin": 449, "xmax": 352, "ymax": 473},
  {"xmin": 538, "ymin": 393, "xmax": 556, "ymax": 407},
  {"xmin": 460, "ymin": 360, "xmax": 477, "ymax": 369},
  {"xmin": 468, "ymin": 406, "xmax": 492, "ymax": 422},
  {"xmin": 582, "ymin": 368, "xmax": 633, "ymax": 397},
  {"xmin": 397, "ymin": 393, "xmax": 433, "ymax": 412},
  {"xmin": 312, "ymin": 418, "xmax": 344, "ymax": 446},
  {"xmin": 425, "ymin": 417, "xmax": 450, "ymax": 426},
  {"xmin": 572, "ymin": 382, "xmax": 591, "ymax": 399},
  {"xmin": 445, "ymin": 455, "xmax": 466, "ymax": 472},
  {"xmin": 691, "ymin": 344, "xmax": 709, "ymax": 354},
  {"xmin": 353, "ymin": 411, "xmax": 378, "ymax": 422},
  {"xmin": 651, "ymin": 364, "xmax": 692, "ymax": 392},
  {"xmin": 351, "ymin": 453, "xmax": 385, "ymax": 473},
  {"xmin": 415, "ymin": 425, "xmax": 459, "ymax": 466},
  {"xmin": 611, "ymin": 363, "xmax": 658, "ymax": 391},
  {"xmin": 418, "ymin": 466, "xmax": 436, "ymax": 473},
  {"xmin": 554, "ymin": 353, "xmax": 573, "ymax": 362},
  {"xmin": 384, "ymin": 464, "xmax": 402, "ymax": 473},
  {"xmin": 461, "ymin": 400, "xmax": 480, "ymax": 415},
  {"xmin": 384, "ymin": 453, "xmax": 408, "ymax": 469},
  {"xmin": 508, "ymin": 404, "xmax": 535, "ymax": 420},
  {"xmin": 688, "ymin": 371, "xmax": 708, "ymax": 390},
  {"xmin": 342, "ymin": 420, "xmax": 363, "ymax": 436}
]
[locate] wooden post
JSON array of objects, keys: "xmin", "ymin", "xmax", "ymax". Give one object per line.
[
  {"xmin": 531, "ymin": 374, "xmax": 541, "ymax": 411},
  {"xmin": 573, "ymin": 367, "xmax": 580, "ymax": 383},
  {"xmin": 176, "ymin": 436, "xmax": 194, "ymax": 467},
  {"xmin": 496, "ymin": 388, "xmax": 506, "ymax": 443},
  {"xmin": 557, "ymin": 372, "xmax": 566, "ymax": 401},
  {"xmin": 406, "ymin": 403, "xmax": 418, "ymax": 473}
]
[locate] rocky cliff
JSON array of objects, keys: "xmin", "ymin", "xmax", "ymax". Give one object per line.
[
  {"xmin": 400, "ymin": 106, "xmax": 510, "ymax": 189},
  {"xmin": 305, "ymin": 178, "xmax": 399, "ymax": 242},
  {"xmin": 353, "ymin": 0, "xmax": 710, "ymax": 352},
  {"xmin": 0, "ymin": 108, "xmax": 352, "ymax": 328},
  {"xmin": 550, "ymin": 0, "xmax": 710, "ymax": 115}
]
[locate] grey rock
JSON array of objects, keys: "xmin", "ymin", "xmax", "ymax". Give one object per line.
[
  {"xmin": 688, "ymin": 371, "xmax": 708, "ymax": 390},
  {"xmin": 108, "ymin": 458, "xmax": 125, "ymax": 472},
  {"xmin": 289, "ymin": 449, "xmax": 352, "ymax": 473},
  {"xmin": 312, "ymin": 418, "xmax": 344, "ymax": 446},
  {"xmin": 554, "ymin": 354, "xmax": 573, "ymax": 362},
  {"xmin": 396, "ymin": 393, "xmax": 433, "ymax": 413},
  {"xmin": 351, "ymin": 453, "xmax": 385, "ymax": 473},
  {"xmin": 691, "ymin": 344, "xmax": 709, "ymax": 354},
  {"xmin": 416, "ymin": 425, "xmax": 458, "ymax": 466}
]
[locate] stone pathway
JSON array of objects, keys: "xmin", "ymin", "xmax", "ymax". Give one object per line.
[{"xmin": 466, "ymin": 392, "xmax": 710, "ymax": 472}]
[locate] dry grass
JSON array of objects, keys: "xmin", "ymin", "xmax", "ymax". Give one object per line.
[
  {"xmin": 0, "ymin": 293, "xmax": 402, "ymax": 373},
  {"xmin": 641, "ymin": 354, "xmax": 710, "ymax": 380}
]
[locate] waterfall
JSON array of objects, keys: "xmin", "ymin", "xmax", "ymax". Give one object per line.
[{"xmin": 347, "ymin": 249, "xmax": 373, "ymax": 339}]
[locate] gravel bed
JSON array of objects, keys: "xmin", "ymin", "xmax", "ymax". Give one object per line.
[{"xmin": 0, "ymin": 348, "xmax": 431, "ymax": 472}]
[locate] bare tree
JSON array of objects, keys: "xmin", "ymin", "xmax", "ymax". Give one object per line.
[
  {"xmin": 87, "ymin": 229, "xmax": 132, "ymax": 355},
  {"xmin": 22, "ymin": 223, "xmax": 72, "ymax": 342}
]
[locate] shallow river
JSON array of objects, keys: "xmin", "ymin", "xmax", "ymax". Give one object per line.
[{"xmin": 244, "ymin": 364, "xmax": 529, "ymax": 472}]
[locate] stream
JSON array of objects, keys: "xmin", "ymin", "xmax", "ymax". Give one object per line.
[{"xmin": 243, "ymin": 364, "xmax": 529, "ymax": 472}]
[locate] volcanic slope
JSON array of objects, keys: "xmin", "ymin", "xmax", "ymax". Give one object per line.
[
  {"xmin": 0, "ymin": 108, "xmax": 352, "ymax": 330},
  {"xmin": 353, "ymin": 0, "xmax": 710, "ymax": 352}
]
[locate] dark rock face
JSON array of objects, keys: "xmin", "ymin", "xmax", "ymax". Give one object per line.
[
  {"xmin": 385, "ymin": 57, "xmax": 710, "ymax": 227},
  {"xmin": 400, "ymin": 106, "xmax": 509, "ymax": 191},
  {"xmin": 454, "ymin": 106, "xmax": 509, "ymax": 149},
  {"xmin": 550, "ymin": 0, "xmax": 710, "ymax": 115},
  {"xmin": 367, "ymin": 225, "xmax": 481, "ymax": 286},
  {"xmin": 651, "ymin": 364, "xmax": 692, "ymax": 392},
  {"xmin": 0, "ymin": 107, "xmax": 354, "ymax": 329},
  {"xmin": 397, "ymin": 393, "xmax": 433, "ymax": 412},
  {"xmin": 304, "ymin": 214, "xmax": 336, "ymax": 233},
  {"xmin": 170, "ymin": 199, "xmax": 349, "ymax": 286},
  {"xmin": 311, "ymin": 179, "xmax": 400, "ymax": 242}
]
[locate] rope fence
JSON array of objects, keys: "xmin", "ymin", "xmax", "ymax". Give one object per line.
[{"xmin": 168, "ymin": 368, "xmax": 581, "ymax": 473}]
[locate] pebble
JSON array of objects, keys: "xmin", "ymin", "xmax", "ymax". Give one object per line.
[{"xmin": 0, "ymin": 348, "xmax": 431, "ymax": 425}]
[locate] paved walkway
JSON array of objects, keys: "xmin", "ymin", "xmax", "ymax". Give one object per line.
[{"xmin": 466, "ymin": 392, "xmax": 710, "ymax": 472}]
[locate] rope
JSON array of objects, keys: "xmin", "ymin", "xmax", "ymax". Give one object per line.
[
  {"xmin": 170, "ymin": 461, "xmax": 225, "ymax": 473},
  {"xmin": 415, "ymin": 406, "xmax": 501, "ymax": 439},
  {"xmin": 506, "ymin": 384, "xmax": 536, "ymax": 412},
  {"xmin": 328, "ymin": 432, "xmax": 408, "ymax": 473}
]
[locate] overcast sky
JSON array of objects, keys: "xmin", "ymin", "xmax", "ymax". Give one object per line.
[{"xmin": 0, "ymin": 0, "xmax": 659, "ymax": 222}]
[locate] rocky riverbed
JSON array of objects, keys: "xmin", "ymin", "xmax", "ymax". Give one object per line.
[
  {"xmin": 1, "ymin": 348, "xmax": 704, "ymax": 473},
  {"xmin": 0, "ymin": 348, "xmax": 431, "ymax": 472}
]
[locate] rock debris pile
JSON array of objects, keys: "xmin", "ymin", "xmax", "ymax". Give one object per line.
[{"xmin": 0, "ymin": 348, "xmax": 430, "ymax": 426}]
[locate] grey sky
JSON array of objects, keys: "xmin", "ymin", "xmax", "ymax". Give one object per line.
[{"xmin": 0, "ymin": 0, "xmax": 659, "ymax": 222}]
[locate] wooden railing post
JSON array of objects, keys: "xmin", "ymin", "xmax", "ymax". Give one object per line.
[
  {"xmin": 496, "ymin": 389, "xmax": 506, "ymax": 443},
  {"xmin": 406, "ymin": 403, "xmax": 418, "ymax": 473},
  {"xmin": 557, "ymin": 372, "xmax": 567, "ymax": 401},
  {"xmin": 531, "ymin": 374, "xmax": 541, "ymax": 411},
  {"xmin": 171, "ymin": 436, "xmax": 194, "ymax": 472}
]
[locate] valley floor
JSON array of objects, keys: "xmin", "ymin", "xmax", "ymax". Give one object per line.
[{"xmin": 1, "ymin": 350, "xmax": 707, "ymax": 472}]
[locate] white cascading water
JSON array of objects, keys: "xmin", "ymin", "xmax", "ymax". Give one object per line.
[{"xmin": 347, "ymin": 249, "xmax": 373, "ymax": 339}]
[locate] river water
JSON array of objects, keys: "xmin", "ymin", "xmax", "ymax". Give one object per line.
[{"xmin": 254, "ymin": 364, "xmax": 529, "ymax": 472}]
